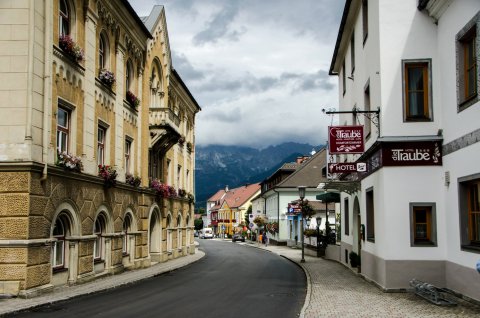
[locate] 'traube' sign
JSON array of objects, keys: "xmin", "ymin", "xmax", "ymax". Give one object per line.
[{"xmin": 328, "ymin": 126, "xmax": 364, "ymax": 154}]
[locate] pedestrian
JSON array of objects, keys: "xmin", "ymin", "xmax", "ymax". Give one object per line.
[
  {"xmin": 258, "ymin": 233, "xmax": 263, "ymax": 245},
  {"xmin": 264, "ymin": 233, "xmax": 269, "ymax": 247}
]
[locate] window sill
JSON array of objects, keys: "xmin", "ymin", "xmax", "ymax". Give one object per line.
[
  {"xmin": 461, "ymin": 244, "xmax": 480, "ymax": 253},
  {"xmin": 412, "ymin": 241, "xmax": 436, "ymax": 247},
  {"xmin": 52, "ymin": 266, "xmax": 67, "ymax": 274},
  {"xmin": 458, "ymin": 94, "xmax": 478, "ymax": 112},
  {"xmin": 405, "ymin": 116, "xmax": 432, "ymax": 122},
  {"xmin": 94, "ymin": 258, "xmax": 105, "ymax": 264}
]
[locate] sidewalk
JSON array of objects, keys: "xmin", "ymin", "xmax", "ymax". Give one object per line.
[
  {"xmin": 247, "ymin": 241, "xmax": 480, "ymax": 318},
  {"xmin": 0, "ymin": 249, "xmax": 205, "ymax": 316}
]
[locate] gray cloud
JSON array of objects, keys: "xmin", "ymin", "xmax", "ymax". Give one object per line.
[
  {"xmin": 192, "ymin": 2, "xmax": 244, "ymax": 45},
  {"xmin": 171, "ymin": 51, "xmax": 205, "ymax": 81}
]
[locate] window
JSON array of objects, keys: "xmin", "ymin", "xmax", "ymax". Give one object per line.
[
  {"xmin": 177, "ymin": 215, "xmax": 182, "ymax": 249},
  {"xmin": 459, "ymin": 175, "xmax": 480, "ymax": 251},
  {"xmin": 125, "ymin": 139, "xmax": 131, "ymax": 174},
  {"xmin": 177, "ymin": 165, "xmax": 182, "ymax": 189},
  {"xmin": 52, "ymin": 213, "xmax": 70, "ymax": 268},
  {"xmin": 344, "ymin": 198, "xmax": 349, "ymax": 236},
  {"xmin": 342, "ymin": 60, "xmax": 346, "ymax": 95},
  {"xmin": 99, "ymin": 33, "xmax": 109, "ymax": 70},
  {"xmin": 366, "ymin": 188, "xmax": 375, "ymax": 242},
  {"xmin": 364, "ymin": 81, "xmax": 371, "ymax": 138},
  {"xmin": 456, "ymin": 12, "xmax": 479, "ymax": 111},
  {"xmin": 350, "ymin": 32, "xmax": 355, "ymax": 75},
  {"xmin": 59, "ymin": 0, "xmax": 70, "ymax": 36},
  {"xmin": 123, "ymin": 214, "xmax": 131, "ymax": 255},
  {"xmin": 468, "ymin": 181, "xmax": 480, "ymax": 244},
  {"xmin": 403, "ymin": 60, "xmax": 432, "ymax": 121},
  {"xmin": 362, "ymin": 0, "xmax": 368, "ymax": 44},
  {"xmin": 97, "ymin": 125, "xmax": 106, "ymax": 166},
  {"xmin": 409, "ymin": 203, "xmax": 437, "ymax": 246},
  {"xmin": 57, "ymin": 107, "xmax": 70, "ymax": 152},
  {"xmin": 126, "ymin": 60, "xmax": 133, "ymax": 94},
  {"xmin": 94, "ymin": 214, "xmax": 106, "ymax": 261}
]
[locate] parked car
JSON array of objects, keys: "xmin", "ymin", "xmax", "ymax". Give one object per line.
[
  {"xmin": 232, "ymin": 233, "xmax": 245, "ymax": 242},
  {"xmin": 194, "ymin": 231, "xmax": 199, "ymax": 237},
  {"xmin": 199, "ymin": 228, "xmax": 213, "ymax": 239}
]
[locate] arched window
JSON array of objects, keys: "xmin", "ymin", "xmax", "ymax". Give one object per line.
[
  {"xmin": 59, "ymin": 0, "xmax": 70, "ymax": 36},
  {"xmin": 167, "ymin": 215, "xmax": 173, "ymax": 252},
  {"xmin": 94, "ymin": 214, "xmax": 106, "ymax": 261},
  {"xmin": 177, "ymin": 215, "xmax": 182, "ymax": 249},
  {"xmin": 123, "ymin": 214, "xmax": 132, "ymax": 254},
  {"xmin": 99, "ymin": 33, "xmax": 109, "ymax": 70},
  {"xmin": 126, "ymin": 60, "xmax": 133, "ymax": 94},
  {"xmin": 52, "ymin": 213, "xmax": 71, "ymax": 269}
]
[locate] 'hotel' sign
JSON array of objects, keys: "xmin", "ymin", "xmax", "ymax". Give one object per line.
[
  {"xmin": 328, "ymin": 126, "xmax": 364, "ymax": 154},
  {"xmin": 382, "ymin": 141, "xmax": 442, "ymax": 166}
]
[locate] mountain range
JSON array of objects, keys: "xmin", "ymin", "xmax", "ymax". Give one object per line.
[{"xmin": 194, "ymin": 142, "xmax": 323, "ymax": 211}]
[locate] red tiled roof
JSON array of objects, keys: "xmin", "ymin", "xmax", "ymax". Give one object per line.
[{"xmin": 224, "ymin": 183, "xmax": 261, "ymax": 208}]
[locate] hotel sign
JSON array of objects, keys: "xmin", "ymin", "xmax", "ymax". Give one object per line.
[
  {"xmin": 287, "ymin": 203, "xmax": 301, "ymax": 214},
  {"xmin": 382, "ymin": 141, "xmax": 442, "ymax": 166},
  {"xmin": 328, "ymin": 126, "xmax": 364, "ymax": 154},
  {"xmin": 328, "ymin": 162, "xmax": 367, "ymax": 173}
]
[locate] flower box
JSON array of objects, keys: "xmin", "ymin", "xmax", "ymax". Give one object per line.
[
  {"xmin": 98, "ymin": 165, "xmax": 117, "ymax": 188},
  {"xmin": 126, "ymin": 173, "xmax": 141, "ymax": 187},
  {"xmin": 99, "ymin": 69, "xmax": 115, "ymax": 89},
  {"xmin": 56, "ymin": 151, "xmax": 83, "ymax": 172},
  {"xmin": 126, "ymin": 91, "xmax": 140, "ymax": 108},
  {"xmin": 59, "ymin": 35, "xmax": 84, "ymax": 63}
]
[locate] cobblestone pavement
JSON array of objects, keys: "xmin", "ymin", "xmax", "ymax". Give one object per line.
[
  {"xmin": 247, "ymin": 242, "xmax": 480, "ymax": 318},
  {"xmin": 0, "ymin": 249, "xmax": 205, "ymax": 316}
]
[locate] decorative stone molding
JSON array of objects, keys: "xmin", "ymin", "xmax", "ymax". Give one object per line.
[
  {"xmin": 95, "ymin": 88, "xmax": 115, "ymax": 112},
  {"xmin": 53, "ymin": 48, "xmax": 85, "ymax": 90},
  {"xmin": 97, "ymin": 0, "xmax": 118, "ymax": 34},
  {"xmin": 123, "ymin": 108, "xmax": 138, "ymax": 127}
]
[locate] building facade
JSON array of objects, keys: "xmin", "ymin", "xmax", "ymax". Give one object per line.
[
  {"xmin": 329, "ymin": 0, "xmax": 480, "ymax": 301},
  {"xmin": 0, "ymin": 0, "xmax": 200, "ymax": 297}
]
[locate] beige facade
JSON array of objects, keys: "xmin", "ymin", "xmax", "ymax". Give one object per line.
[{"xmin": 0, "ymin": 0, "xmax": 200, "ymax": 297}]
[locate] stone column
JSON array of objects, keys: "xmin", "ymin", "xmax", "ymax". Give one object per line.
[
  {"xmin": 83, "ymin": 12, "xmax": 98, "ymax": 174},
  {"xmin": 114, "ymin": 47, "xmax": 126, "ymax": 180}
]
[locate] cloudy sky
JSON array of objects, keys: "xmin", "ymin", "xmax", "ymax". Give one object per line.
[{"xmin": 130, "ymin": 0, "xmax": 345, "ymax": 149}]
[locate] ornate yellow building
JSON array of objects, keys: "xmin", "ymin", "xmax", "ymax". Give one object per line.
[{"xmin": 0, "ymin": 0, "xmax": 200, "ymax": 297}]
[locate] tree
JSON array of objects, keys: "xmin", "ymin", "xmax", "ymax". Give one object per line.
[
  {"xmin": 245, "ymin": 204, "xmax": 252, "ymax": 225},
  {"xmin": 194, "ymin": 218, "xmax": 203, "ymax": 230}
]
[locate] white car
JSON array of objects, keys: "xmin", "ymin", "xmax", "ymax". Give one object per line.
[{"xmin": 200, "ymin": 228, "xmax": 213, "ymax": 239}]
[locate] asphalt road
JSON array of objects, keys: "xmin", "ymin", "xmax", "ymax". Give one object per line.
[{"xmin": 8, "ymin": 240, "xmax": 306, "ymax": 318}]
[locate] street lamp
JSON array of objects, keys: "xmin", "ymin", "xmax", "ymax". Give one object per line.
[
  {"xmin": 298, "ymin": 186, "xmax": 306, "ymax": 263},
  {"xmin": 316, "ymin": 216, "xmax": 322, "ymax": 257}
]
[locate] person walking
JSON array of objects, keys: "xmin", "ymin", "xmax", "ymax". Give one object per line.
[
  {"xmin": 263, "ymin": 232, "xmax": 269, "ymax": 247},
  {"xmin": 258, "ymin": 232, "xmax": 263, "ymax": 246}
]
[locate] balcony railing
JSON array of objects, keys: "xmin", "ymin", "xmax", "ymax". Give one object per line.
[{"xmin": 149, "ymin": 107, "xmax": 181, "ymax": 131}]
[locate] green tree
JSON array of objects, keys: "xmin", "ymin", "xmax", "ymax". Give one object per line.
[
  {"xmin": 245, "ymin": 204, "xmax": 252, "ymax": 225},
  {"xmin": 194, "ymin": 218, "xmax": 203, "ymax": 230}
]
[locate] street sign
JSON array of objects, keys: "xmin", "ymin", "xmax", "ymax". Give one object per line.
[
  {"xmin": 249, "ymin": 223, "xmax": 254, "ymax": 229},
  {"xmin": 328, "ymin": 162, "xmax": 367, "ymax": 173},
  {"xmin": 287, "ymin": 203, "xmax": 301, "ymax": 214},
  {"xmin": 328, "ymin": 125, "xmax": 364, "ymax": 154}
]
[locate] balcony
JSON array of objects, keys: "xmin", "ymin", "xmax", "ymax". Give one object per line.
[{"xmin": 150, "ymin": 107, "xmax": 181, "ymax": 132}]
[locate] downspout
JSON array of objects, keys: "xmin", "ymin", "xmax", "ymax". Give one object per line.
[
  {"xmin": 41, "ymin": 0, "xmax": 52, "ymax": 181},
  {"xmin": 273, "ymin": 188, "xmax": 279, "ymax": 240}
]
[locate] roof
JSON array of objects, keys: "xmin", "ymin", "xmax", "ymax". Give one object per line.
[
  {"xmin": 122, "ymin": 0, "xmax": 153, "ymax": 39},
  {"xmin": 208, "ymin": 183, "xmax": 261, "ymax": 211},
  {"xmin": 172, "ymin": 69, "xmax": 202, "ymax": 112},
  {"xmin": 141, "ymin": 5, "xmax": 164, "ymax": 33},
  {"xmin": 224, "ymin": 183, "xmax": 261, "ymax": 208},
  {"xmin": 329, "ymin": 0, "xmax": 353, "ymax": 75},
  {"xmin": 277, "ymin": 148, "xmax": 329, "ymax": 188}
]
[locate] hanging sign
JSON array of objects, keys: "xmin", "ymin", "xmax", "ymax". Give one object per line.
[
  {"xmin": 328, "ymin": 126, "xmax": 364, "ymax": 154},
  {"xmin": 328, "ymin": 162, "xmax": 367, "ymax": 173}
]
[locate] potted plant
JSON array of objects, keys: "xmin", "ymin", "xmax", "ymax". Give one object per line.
[
  {"xmin": 59, "ymin": 34, "xmax": 84, "ymax": 63},
  {"xmin": 125, "ymin": 173, "xmax": 141, "ymax": 187},
  {"xmin": 186, "ymin": 142, "xmax": 193, "ymax": 153},
  {"xmin": 349, "ymin": 251, "xmax": 361, "ymax": 268},
  {"xmin": 126, "ymin": 90, "xmax": 140, "ymax": 108},
  {"xmin": 98, "ymin": 165, "xmax": 117, "ymax": 188},
  {"xmin": 98, "ymin": 69, "xmax": 115, "ymax": 89},
  {"xmin": 56, "ymin": 151, "xmax": 83, "ymax": 172}
]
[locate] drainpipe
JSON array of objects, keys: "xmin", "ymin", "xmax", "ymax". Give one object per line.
[
  {"xmin": 41, "ymin": 0, "xmax": 52, "ymax": 181},
  {"xmin": 273, "ymin": 188, "xmax": 279, "ymax": 240}
]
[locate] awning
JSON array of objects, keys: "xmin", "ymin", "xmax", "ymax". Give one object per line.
[{"xmin": 316, "ymin": 192, "xmax": 341, "ymax": 203}]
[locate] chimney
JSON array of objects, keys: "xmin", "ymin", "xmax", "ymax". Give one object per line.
[{"xmin": 225, "ymin": 185, "xmax": 229, "ymax": 192}]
